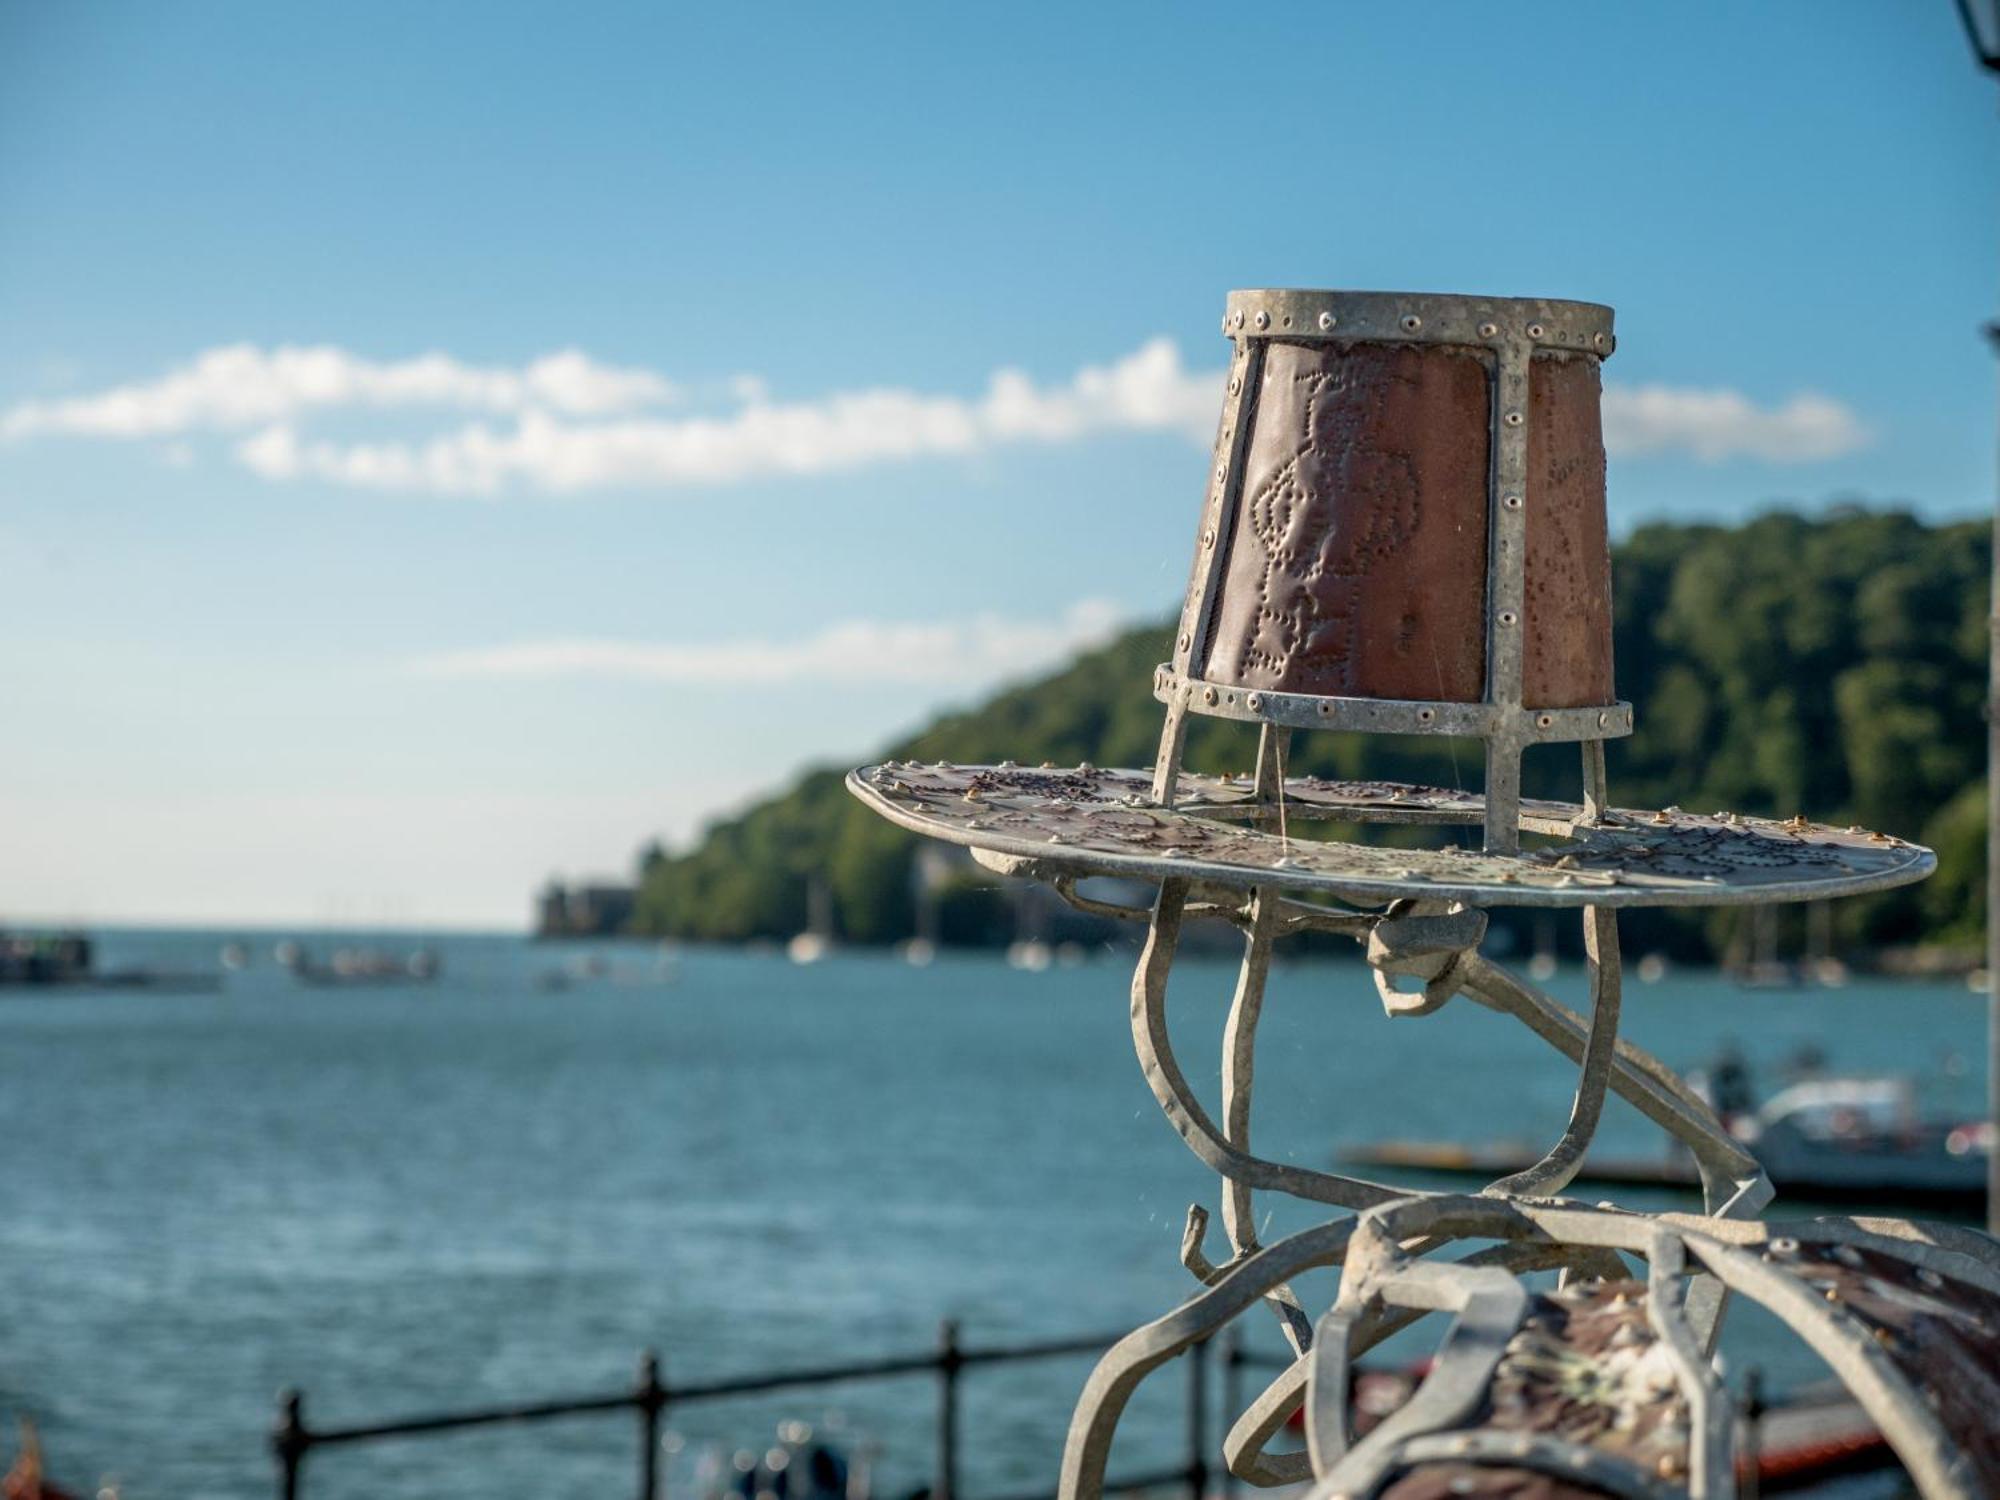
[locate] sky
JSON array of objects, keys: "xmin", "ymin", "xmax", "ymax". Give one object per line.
[{"xmin": 0, "ymin": 1, "xmax": 1995, "ymax": 929}]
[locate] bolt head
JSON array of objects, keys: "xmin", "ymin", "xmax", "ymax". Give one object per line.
[
  {"xmin": 1253, "ymin": 310, "xmax": 1269, "ymax": 330},
  {"xmin": 1527, "ymin": 322, "xmax": 1546, "ymax": 339},
  {"xmin": 1318, "ymin": 310, "xmax": 1335, "ymax": 331}
]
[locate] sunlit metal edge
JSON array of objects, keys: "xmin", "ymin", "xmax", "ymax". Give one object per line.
[{"xmin": 845, "ymin": 770, "xmax": 1937, "ymax": 910}]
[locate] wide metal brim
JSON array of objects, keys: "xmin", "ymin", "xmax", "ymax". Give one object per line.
[{"xmin": 847, "ymin": 763, "xmax": 1934, "ymax": 910}]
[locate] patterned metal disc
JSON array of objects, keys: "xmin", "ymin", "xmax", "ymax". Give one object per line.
[{"xmin": 848, "ymin": 762, "xmax": 1934, "ymax": 909}]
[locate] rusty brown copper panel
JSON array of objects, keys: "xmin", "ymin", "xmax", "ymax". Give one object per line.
[
  {"xmin": 1521, "ymin": 352, "xmax": 1614, "ymax": 709},
  {"xmin": 1198, "ymin": 340, "xmax": 1492, "ymax": 703},
  {"xmin": 1768, "ymin": 1240, "xmax": 2000, "ymax": 1495},
  {"xmin": 1380, "ymin": 1280, "xmax": 1691, "ymax": 1500}
]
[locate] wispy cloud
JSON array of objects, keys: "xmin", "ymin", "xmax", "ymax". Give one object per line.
[
  {"xmin": 2, "ymin": 337, "xmax": 1871, "ymax": 494},
  {"xmin": 0, "ymin": 345, "xmax": 678, "ymax": 440},
  {"xmin": 407, "ymin": 599, "xmax": 1127, "ymax": 687},
  {"xmin": 1601, "ymin": 384, "xmax": 1867, "ymax": 463},
  {"xmin": 234, "ymin": 338, "xmax": 1217, "ymax": 495}
]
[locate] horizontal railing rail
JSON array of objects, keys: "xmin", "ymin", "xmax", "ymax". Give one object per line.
[{"xmin": 273, "ymin": 1322, "xmax": 1214, "ymax": 1500}]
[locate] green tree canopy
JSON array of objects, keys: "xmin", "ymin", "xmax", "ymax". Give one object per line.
[{"xmin": 631, "ymin": 507, "xmax": 1990, "ymax": 963}]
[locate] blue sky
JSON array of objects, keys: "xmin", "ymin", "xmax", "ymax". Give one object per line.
[{"xmin": 1, "ymin": 1, "xmax": 1994, "ymax": 928}]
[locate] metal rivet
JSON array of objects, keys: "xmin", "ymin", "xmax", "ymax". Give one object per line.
[
  {"xmin": 1177, "ymin": 634, "xmax": 1190, "ymax": 650},
  {"xmin": 1246, "ymin": 693, "xmax": 1262, "ymax": 710},
  {"xmin": 1318, "ymin": 311, "xmax": 1335, "ymax": 331},
  {"xmin": 1281, "ymin": 315, "xmax": 1292, "ymax": 328},
  {"xmin": 1527, "ymin": 322, "xmax": 1546, "ymax": 339},
  {"xmin": 1498, "ymin": 610, "xmax": 1518, "ymax": 627},
  {"xmin": 1416, "ymin": 707, "xmax": 1435, "ymax": 723},
  {"xmin": 1203, "ymin": 687, "xmax": 1218, "ymax": 705},
  {"xmin": 1231, "ymin": 310, "xmax": 1245, "ymax": 329},
  {"xmin": 1594, "ymin": 332, "xmax": 1608, "ymax": 349},
  {"xmin": 1227, "ymin": 377, "xmax": 1240, "ymax": 395},
  {"xmin": 1597, "ymin": 711, "xmax": 1609, "ymax": 728},
  {"xmin": 1317, "ymin": 702, "xmax": 1333, "ymax": 716},
  {"xmin": 1536, "ymin": 713, "xmax": 1554, "ymax": 729},
  {"xmin": 1214, "ymin": 464, "xmax": 1225, "ymax": 481},
  {"xmin": 1504, "ymin": 411, "xmax": 1524, "ymax": 427},
  {"xmin": 1477, "ymin": 321, "xmax": 1498, "ymax": 338},
  {"xmin": 1252, "ymin": 310, "xmax": 1269, "ymax": 330},
  {"xmin": 1202, "ymin": 529, "xmax": 1215, "ymax": 547},
  {"xmin": 1503, "ymin": 493, "xmax": 1523, "ymax": 510},
  {"xmin": 1400, "ymin": 314, "xmax": 1421, "ymax": 332}
]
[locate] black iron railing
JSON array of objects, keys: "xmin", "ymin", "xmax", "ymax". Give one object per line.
[{"xmin": 273, "ymin": 1321, "xmax": 1229, "ymax": 1500}]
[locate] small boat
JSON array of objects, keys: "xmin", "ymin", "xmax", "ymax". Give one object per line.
[
  {"xmin": 1342, "ymin": 1053, "xmax": 1992, "ymax": 1212},
  {"xmin": 279, "ymin": 944, "xmax": 441, "ymax": 986},
  {"xmin": 0, "ymin": 931, "xmax": 221, "ymax": 993},
  {"xmin": 787, "ymin": 879, "xmax": 837, "ymax": 964}
]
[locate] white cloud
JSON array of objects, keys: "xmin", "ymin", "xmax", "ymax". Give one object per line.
[
  {"xmin": 406, "ymin": 599, "xmax": 1127, "ymax": 687},
  {"xmin": 0, "ymin": 344, "xmax": 677, "ymax": 440},
  {"xmin": 1602, "ymin": 384, "xmax": 1867, "ymax": 463},
  {"xmin": 231, "ymin": 338, "xmax": 1219, "ymax": 496},
  {"xmin": 4, "ymin": 335, "xmax": 1872, "ymax": 495}
]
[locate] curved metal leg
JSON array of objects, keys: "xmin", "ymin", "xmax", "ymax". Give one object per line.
[
  {"xmin": 1215, "ymin": 888, "xmax": 1314, "ymax": 1349},
  {"xmin": 1481, "ymin": 904, "xmax": 1622, "ymax": 1200},
  {"xmin": 1130, "ymin": 879, "xmax": 1409, "ymax": 1212},
  {"xmin": 1456, "ymin": 952, "xmax": 1771, "ymax": 1219},
  {"xmin": 1308, "ymin": 1259, "xmax": 1530, "ymax": 1498},
  {"xmin": 1058, "ymin": 1217, "xmax": 1361, "ymax": 1500},
  {"xmin": 1645, "ymin": 1228, "xmax": 1734, "ymax": 1500}
]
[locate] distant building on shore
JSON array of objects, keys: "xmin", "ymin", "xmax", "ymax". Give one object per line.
[{"xmin": 535, "ymin": 879, "xmax": 637, "ymax": 938}]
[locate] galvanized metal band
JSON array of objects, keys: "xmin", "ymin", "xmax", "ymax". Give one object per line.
[
  {"xmin": 1221, "ymin": 289, "xmax": 1615, "ymax": 356},
  {"xmin": 1480, "ymin": 338, "xmax": 1535, "ymax": 853},
  {"xmin": 1487, "ymin": 340, "xmax": 1530, "ymax": 713},
  {"xmin": 1172, "ymin": 338, "xmax": 1262, "ymax": 679},
  {"xmin": 1151, "ymin": 666, "xmax": 1633, "ymax": 744}
]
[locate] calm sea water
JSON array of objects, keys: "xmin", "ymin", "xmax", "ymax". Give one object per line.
[{"xmin": 0, "ymin": 930, "xmax": 1986, "ymax": 1500}]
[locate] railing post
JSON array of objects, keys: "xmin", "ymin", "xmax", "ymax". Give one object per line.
[
  {"xmin": 637, "ymin": 1349, "xmax": 665, "ymax": 1500},
  {"xmin": 1217, "ymin": 1328, "xmax": 1240, "ymax": 1500},
  {"xmin": 273, "ymin": 1388, "xmax": 307, "ymax": 1500},
  {"xmin": 1185, "ymin": 1338, "xmax": 1208, "ymax": 1500},
  {"xmin": 935, "ymin": 1319, "xmax": 962, "ymax": 1500},
  {"xmin": 1740, "ymin": 1366, "xmax": 1765, "ymax": 1500}
]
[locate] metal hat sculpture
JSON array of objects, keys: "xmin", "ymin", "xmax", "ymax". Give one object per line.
[{"xmin": 848, "ymin": 291, "xmax": 1995, "ymax": 1499}]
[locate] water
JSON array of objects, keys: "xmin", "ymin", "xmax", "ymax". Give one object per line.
[{"xmin": 0, "ymin": 930, "xmax": 1986, "ymax": 1500}]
